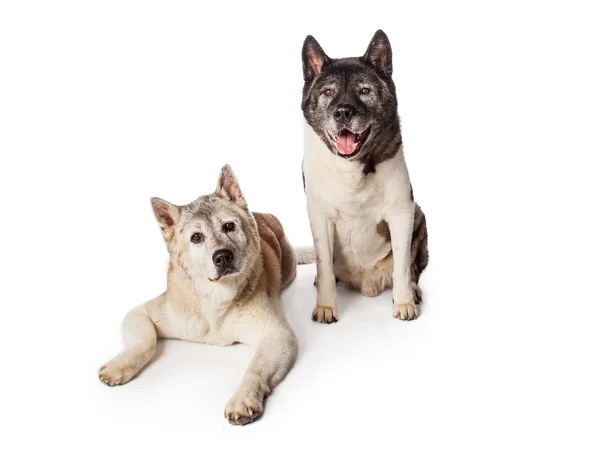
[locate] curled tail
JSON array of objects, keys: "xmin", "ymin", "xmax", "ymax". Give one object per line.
[{"xmin": 295, "ymin": 247, "xmax": 316, "ymax": 265}]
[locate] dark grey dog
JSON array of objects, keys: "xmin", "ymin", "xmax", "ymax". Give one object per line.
[{"xmin": 301, "ymin": 30, "xmax": 428, "ymax": 323}]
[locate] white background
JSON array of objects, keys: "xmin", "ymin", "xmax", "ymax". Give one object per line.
[{"xmin": 1, "ymin": 1, "xmax": 599, "ymax": 461}]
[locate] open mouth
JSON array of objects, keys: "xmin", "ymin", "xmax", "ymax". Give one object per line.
[{"xmin": 328, "ymin": 127, "xmax": 371, "ymax": 158}]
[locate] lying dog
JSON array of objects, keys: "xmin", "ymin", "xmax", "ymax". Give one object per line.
[
  {"xmin": 99, "ymin": 165, "xmax": 313, "ymax": 425},
  {"xmin": 301, "ymin": 30, "xmax": 429, "ymax": 323}
]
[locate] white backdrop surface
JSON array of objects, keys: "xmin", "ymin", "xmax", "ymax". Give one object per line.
[{"xmin": 1, "ymin": 1, "xmax": 599, "ymax": 462}]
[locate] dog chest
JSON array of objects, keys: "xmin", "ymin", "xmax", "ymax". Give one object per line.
[
  {"xmin": 161, "ymin": 301, "xmax": 236, "ymax": 346},
  {"xmin": 305, "ymin": 158, "xmax": 393, "ymax": 218}
]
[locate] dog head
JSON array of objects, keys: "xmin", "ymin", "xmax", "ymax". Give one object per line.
[
  {"xmin": 151, "ymin": 165, "xmax": 259, "ymax": 284},
  {"xmin": 301, "ymin": 30, "xmax": 401, "ymax": 168}
]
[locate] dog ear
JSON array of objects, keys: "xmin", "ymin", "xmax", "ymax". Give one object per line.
[
  {"xmin": 363, "ymin": 29, "xmax": 393, "ymax": 77},
  {"xmin": 302, "ymin": 35, "xmax": 330, "ymax": 82},
  {"xmin": 216, "ymin": 164, "xmax": 247, "ymax": 209},
  {"xmin": 151, "ymin": 197, "xmax": 180, "ymax": 241}
]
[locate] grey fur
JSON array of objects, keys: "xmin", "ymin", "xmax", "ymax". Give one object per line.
[{"xmin": 301, "ymin": 30, "xmax": 401, "ymax": 175}]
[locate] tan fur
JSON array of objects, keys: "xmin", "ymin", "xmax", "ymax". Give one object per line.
[
  {"xmin": 99, "ymin": 165, "xmax": 311, "ymax": 426},
  {"xmin": 255, "ymin": 213, "xmax": 299, "ymax": 290},
  {"xmin": 353, "ymin": 203, "xmax": 428, "ymax": 302}
]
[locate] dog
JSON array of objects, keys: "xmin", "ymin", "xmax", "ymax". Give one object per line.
[
  {"xmin": 98, "ymin": 165, "xmax": 314, "ymax": 425},
  {"xmin": 301, "ymin": 29, "xmax": 429, "ymax": 323}
]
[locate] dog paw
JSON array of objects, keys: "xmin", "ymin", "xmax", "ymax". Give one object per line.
[
  {"xmin": 393, "ymin": 302, "xmax": 418, "ymax": 320},
  {"xmin": 224, "ymin": 391, "xmax": 264, "ymax": 426},
  {"xmin": 98, "ymin": 355, "xmax": 137, "ymax": 386},
  {"xmin": 312, "ymin": 306, "xmax": 338, "ymax": 324}
]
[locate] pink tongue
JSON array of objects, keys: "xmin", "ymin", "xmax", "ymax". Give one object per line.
[{"xmin": 336, "ymin": 131, "xmax": 358, "ymax": 155}]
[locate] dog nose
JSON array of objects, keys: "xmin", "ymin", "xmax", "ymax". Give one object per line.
[
  {"xmin": 212, "ymin": 249, "xmax": 234, "ymax": 267},
  {"xmin": 333, "ymin": 104, "xmax": 356, "ymax": 122}
]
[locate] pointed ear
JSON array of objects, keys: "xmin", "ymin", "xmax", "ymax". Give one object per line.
[
  {"xmin": 151, "ymin": 197, "xmax": 180, "ymax": 241},
  {"xmin": 215, "ymin": 164, "xmax": 247, "ymax": 209},
  {"xmin": 363, "ymin": 29, "xmax": 393, "ymax": 77},
  {"xmin": 302, "ymin": 35, "xmax": 330, "ymax": 82}
]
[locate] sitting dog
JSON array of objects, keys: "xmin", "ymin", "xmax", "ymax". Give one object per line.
[
  {"xmin": 301, "ymin": 30, "xmax": 429, "ymax": 323},
  {"xmin": 98, "ymin": 165, "xmax": 313, "ymax": 425}
]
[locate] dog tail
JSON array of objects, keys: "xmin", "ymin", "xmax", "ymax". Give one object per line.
[{"xmin": 295, "ymin": 248, "xmax": 316, "ymax": 265}]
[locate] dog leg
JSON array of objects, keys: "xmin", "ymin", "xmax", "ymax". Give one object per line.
[
  {"xmin": 224, "ymin": 320, "xmax": 298, "ymax": 425},
  {"xmin": 412, "ymin": 281, "xmax": 423, "ymax": 305},
  {"xmin": 98, "ymin": 307, "xmax": 157, "ymax": 386},
  {"xmin": 386, "ymin": 205, "xmax": 418, "ymax": 320},
  {"xmin": 308, "ymin": 210, "xmax": 338, "ymax": 323}
]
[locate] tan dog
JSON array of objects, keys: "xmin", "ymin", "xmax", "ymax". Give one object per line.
[{"xmin": 98, "ymin": 165, "xmax": 313, "ymax": 425}]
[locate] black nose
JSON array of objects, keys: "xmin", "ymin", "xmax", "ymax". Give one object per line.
[
  {"xmin": 212, "ymin": 249, "xmax": 234, "ymax": 267},
  {"xmin": 333, "ymin": 104, "xmax": 356, "ymax": 122}
]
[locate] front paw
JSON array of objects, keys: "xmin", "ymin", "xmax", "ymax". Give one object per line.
[
  {"xmin": 98, "ymin": 354, "xmax": 137, "ymax": 386},
  {"xmin": 312, "ymin": 306, "xmax": 338, "ymax": 324},
  {"xmin": 224, "ymin": 390, "xmax": 264, "ymax": 426},
  {"xmin": 393, "ymin": 302, "xmax": 418, "ymax": 320}
]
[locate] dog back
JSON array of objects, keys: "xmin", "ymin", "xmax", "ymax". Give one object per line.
[{"xmin": 254, "ymin": 213, "xmax": 297, "ymax": 295}]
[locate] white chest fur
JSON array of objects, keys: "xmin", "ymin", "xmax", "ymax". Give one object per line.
[
  {"xmin": 302, "ymin": 123, "xmax": 412, "ymax": 271},
  {"xmin": 161, "ymin": 276, "xmax": 245, "ymax": 346}
]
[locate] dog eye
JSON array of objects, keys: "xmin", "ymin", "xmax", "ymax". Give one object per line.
[
  {"xmin": 223, "ymin": 222, "xmax": 236, "ymax": 232},
  {"xmin": 360, "ymin": 88, "xmax": 371, "ymax": 95},
  {"xmin": 323, "ymin": 88, "xmax": 334, "ymax": 97},
  {"xmin": 190, "ymin": 232, "xmax": 205, "ymax": 243}
]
